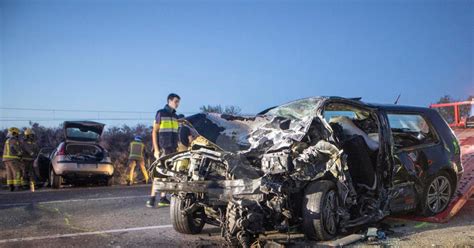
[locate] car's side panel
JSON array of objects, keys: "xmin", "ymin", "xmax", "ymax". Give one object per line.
[
  {"xmin": 424, "ymin": 110, "xmax": 463, "ymax": 181},
  {"xmin": 384, "ymin": 109, "xmax": 460, "ymax": 214}
]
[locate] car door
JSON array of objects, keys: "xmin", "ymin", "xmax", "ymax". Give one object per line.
[{"xmin": 386, "ymin": 112, "xmax": 442, "ymax": 213}]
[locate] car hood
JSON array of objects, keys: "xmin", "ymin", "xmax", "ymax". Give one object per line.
[
  {"xmin": 63, "ymin": 121, "xmax": 105, "ymax": 142},
  {"xmin": 187, "ymin": 112, "xmax": 331, "ymax": 154}
]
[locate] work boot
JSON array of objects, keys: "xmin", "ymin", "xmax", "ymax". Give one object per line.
[
  {"xmin": 146, "ymin": 196, "xmax": 156, "ymax": 208},
  {"xmin": 158, "ymin": 197, "xmax": 170, "ymax": 207},
  {"xmin": 126, "ymin": 181, "xmax": 131, "ymax": 186}
]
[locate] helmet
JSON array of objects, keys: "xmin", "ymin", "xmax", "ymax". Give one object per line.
[
  {"xmin": 24, "ymin": 128, "xmax": 35, "ymax": 136},
  {"xmin": 134, "ymin": 136, "xmax": 143, "ymax": 142},
  {"xmin": 8, "ymin": 127, "xmax": 20, "ymax": 136}
]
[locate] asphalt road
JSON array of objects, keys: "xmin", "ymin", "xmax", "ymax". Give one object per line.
[{"xmin": 0, "ymin": 185, "xmax": 472, "ymax": 247}]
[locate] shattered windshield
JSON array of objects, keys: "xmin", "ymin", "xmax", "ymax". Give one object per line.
[{"xmin": 266, "ymin": 98, "xmax": 322, "ymax": 120}]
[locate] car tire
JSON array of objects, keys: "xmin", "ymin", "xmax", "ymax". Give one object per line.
[
  {"xmin": 50, "ymin": 168, "xmax": 62, "ymax": 189},
  {"xmin": 106, "ymin": 176, "xmax": 114, "ymax": 186},
  {"xmin": 419, "ymin": 171, "xmax": 454, "ymax": 216},
  {"xmin": 302, "ymin": 180, "xmax": 339, "ymax": 241},
  {"xmin": 170, "ymin": 194, "xmax": 205, "ymax": 234}
]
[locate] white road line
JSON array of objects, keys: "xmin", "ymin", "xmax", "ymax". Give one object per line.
[
  {"xmin": 0, "ymin": 195, "xmax": 149, "ymax": 207},
  {"xmin": 0, "ymin": 225, "xmax": 173, "ymax": 243}
]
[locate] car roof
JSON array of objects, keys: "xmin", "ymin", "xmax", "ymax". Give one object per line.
[
  {"xmin": 363, "ymin": 102, "xmax": 433, "ymax": 113},
  {"xmin": 320, "ymin": 96, "xmax": 432, "ymax": 113},
  {"xmin": 259, "ymin": 96, "xmax": 434, "ymax": 115}
]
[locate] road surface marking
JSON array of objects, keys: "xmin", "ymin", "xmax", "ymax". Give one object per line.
[
  {"xmin": 0, "ymin": 225, "xmax": 173, "ymax": 243},
  {"xmin": 0, "ymin": 195, "xmax": 149, "ymax": 207}
]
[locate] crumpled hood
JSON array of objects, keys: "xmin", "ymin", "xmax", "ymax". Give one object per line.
[{"xmin": 187, "ymin": 112, "xmax": 332, "ymax": 154}]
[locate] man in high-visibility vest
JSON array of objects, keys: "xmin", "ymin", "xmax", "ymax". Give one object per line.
[
  {"xmin": 2, "ymin": 127, "xmax": 23, "ymax": 191},
  {"xmin": 20, "ymin": 128, "xmax": 38, "ymax": 192},
  {"xmin": 126, "ymin": 136, "xmax": 149, "ymax": 186},
  {"xmin": 147, "ymin": 93, "xmax": 180, "ymax": 208}
]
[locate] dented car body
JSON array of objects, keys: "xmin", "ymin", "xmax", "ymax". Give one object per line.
[{"xmin": 152, "ymin": 97, "xmax": 462, "ymax": 246}]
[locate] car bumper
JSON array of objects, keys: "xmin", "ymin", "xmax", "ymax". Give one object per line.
[
  {"xmin": 53, "ymin": 161, "xmax": 114, "ymax": 177},
  {"xmin": 153, "ymin": 178, "xmax": 264, "ymax": 201}
]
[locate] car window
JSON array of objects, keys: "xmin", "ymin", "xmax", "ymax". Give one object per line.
[
  {"xmin": 265, "ymin": 98, "xmax": 321, "ymax": 120},
  {"xmin": 323, "ymin": 111, "xmax": 356, "ymax": 122},
  {"xmin": 66, "ymin": 128, "xmax": 100, "ymax": 140},
  {"xmin": 387, "ymin": 113, "xmax": 438, "ymax": 149}
]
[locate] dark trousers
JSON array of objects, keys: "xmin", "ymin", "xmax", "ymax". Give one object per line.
[{"xmin": 22, "ymin": 160, "xmax": 35, "ymax": 186}]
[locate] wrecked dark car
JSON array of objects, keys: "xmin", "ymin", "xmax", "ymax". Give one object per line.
[{"xmin": 152, "ymin": 97, "xmax": 463, "ymax": 247}]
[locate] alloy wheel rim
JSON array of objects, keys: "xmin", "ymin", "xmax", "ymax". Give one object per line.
[{"xmin": 427, "ymin": 175, "xmax": 451, "ymax": 213}]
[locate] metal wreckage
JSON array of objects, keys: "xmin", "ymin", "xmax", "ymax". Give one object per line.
[{"xmin": 151, "ymin": 97, "xmax": 462, "ymax": 247}]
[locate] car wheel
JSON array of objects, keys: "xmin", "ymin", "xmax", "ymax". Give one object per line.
[
  {"xmin": 170, "ymin": 194, "xmax": 205, "ymax": 234},
  {"xmin": 106, "ymin": 176, "xmax": 114, "ymax": 186},
  {"xmin": 50, "ymin": 168, "xmax": 62, "ymax": 189},
  {"xmin": 302, "ymin": 180, "xmax": 339, "ymax": 241},
  {"xmin": 420, "ymin": 171, "xmax": 454, "ymax": 216}
]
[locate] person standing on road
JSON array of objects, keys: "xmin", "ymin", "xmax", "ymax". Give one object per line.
[
  {"xmin": 2, "ymin": 127, "xmax": 23, "ymax": 191},
  {"xmin": 20, "ymin": 128, "xmax": 38, "ymax": 192},
  {"xmin": 126, "ymin": 136, "xmax": 149, "ymax": 186},
  {"xmin": 146, "ymin": 93, "xmax": 180, "ymax": 208}
]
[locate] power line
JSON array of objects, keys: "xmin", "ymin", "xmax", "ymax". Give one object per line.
[
  {"xmin": 0, "ymin": 118, "xmax": 153, "ymax": 122},
  {"xmin": 0, "ymin": 107, "xmax": 198, "ymax": 115},
  {"xmin": 0, "ymin": 107, "xmax": 154, "ymax": 114}
]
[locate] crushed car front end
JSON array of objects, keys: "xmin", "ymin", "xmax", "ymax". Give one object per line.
[{"xmin": 152, "ymin": 98, "xmax": 394, "ymax": 246}]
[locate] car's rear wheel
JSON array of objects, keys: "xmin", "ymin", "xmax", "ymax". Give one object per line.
[
  {"xmin": 170, "ymin": 194, "xmax": 205, "ymax": 234},
  {"xmin": 420, "ymin": 171, "xmax": 454, "ymax": 216},
  {"xmin": 302, "ymin": 180, "xmax": 339, "ymax": 241},
  {"xmin": 106, "ymin": 176, "xmax": 114, "ymax": 186},
  {"xmin": 50, "ymin": 168, "xmax": 62, "ymax": 189}
]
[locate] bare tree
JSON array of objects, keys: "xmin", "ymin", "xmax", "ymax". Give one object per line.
[
  {"xmin": 223, "ymin": 105, "xmax": 242, "ymax": 115},
  {"xmin": 200, "ymin": 105, "xmax": 223, "ymax": 114},
  {"xmin": 200, "ymin": 105, "xmax": 241, "ymax": 115}
]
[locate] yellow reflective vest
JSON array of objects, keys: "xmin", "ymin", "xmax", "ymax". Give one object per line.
[
  {"xmin": 2, "ymin": 137, "xmax": 22, "ymax": 161},
  {"xmin": 129, "ymin": 141, "xmax": 145, "ymax": 160}
]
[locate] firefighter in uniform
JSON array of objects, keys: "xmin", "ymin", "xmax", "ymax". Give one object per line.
[
  {"xmin": 147, "ymin": 93, "xmax": 180, "ymax": 208},
  {"xmin": 126, "ymin": 136, "xmax": 149, "ymax": 186},
  {"xmin": 20, "ymin": 128, "xmax": 38, "ymax": 191},
  {"xmin": 2, "ymin": 127, "xmax": 23, "ymax": 191}
]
